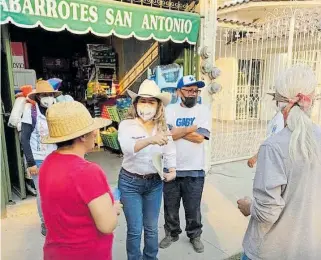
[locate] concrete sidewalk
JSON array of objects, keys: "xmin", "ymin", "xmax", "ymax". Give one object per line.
[{"xmin": 1, "ymin": 151, "xmax": 255, "ymax": 260}]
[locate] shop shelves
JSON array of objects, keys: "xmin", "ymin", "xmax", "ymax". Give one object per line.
[
  {"xmin": 117, "ymin": 108, "xmax": 129, "ymax": 121},
  {"xmin": 107, "ymin": 106, "xmax": 121, "ymax": 122},
  {"xmin": 100, "ymin": 131, "xmax": 120, "ymax": 150}
]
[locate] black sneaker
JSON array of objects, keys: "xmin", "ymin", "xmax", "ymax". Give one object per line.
[
  {"xmin": 26, "ymin": 181, "xmax": 37, "ymax": 196},
  {"xmin": 159, "ymin": 234, "xmax": 179, "ymax": 249},
  {"xmin": 41, "ymin": 223, "xmax": 47, "ymax": 237},
  {"xmin": 190, "ymin": 237, "xmax": 204, "ymax": 253}
]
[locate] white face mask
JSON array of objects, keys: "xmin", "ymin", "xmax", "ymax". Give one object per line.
[
  {"xmin": 137, "ymin": 103, "xmax": 157, "ymax": 122},
  {"xmin": 40, "ymin": 96, "xmax": 55, "ymax": 108}
]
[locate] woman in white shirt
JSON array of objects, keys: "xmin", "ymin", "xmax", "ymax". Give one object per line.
[{"xmin": 118, "ymin": 79, "xmax": 176, "ymax": 260}]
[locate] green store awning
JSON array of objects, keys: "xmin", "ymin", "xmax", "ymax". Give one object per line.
[{"xmin": 0, "ymin": 0, "xmax": 200, "ymax": 44}]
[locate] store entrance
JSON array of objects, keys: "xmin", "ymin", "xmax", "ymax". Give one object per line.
[
  {"xmin": 1, "ymin": 28, "xmax": 25, "ymax": 200},
  {"xmin": 10, "ymin": 26, "xmax": 112, "ymax": 102},
  {"xmin": 7, "ymin": 24, "xmax": 190, "ymax": 192}
]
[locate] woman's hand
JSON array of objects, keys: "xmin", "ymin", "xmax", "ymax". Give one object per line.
[
  {"xmin": 114, "ymin": 201, "xmax": 123, "ymax": 216},
  {"xmin": 28, "ymin": 165, "xmax": 39, "ymax": 175},
  {"xmin": 149, "ymin": 133, "xmax": 171, "ymax": 146},
  {"xmin": 134, "ymin": 133, "xmax": 170, "ymax": 153},
  {"xmin": 164, "ymin": 170, "xmax": 176, "ymax": 182}
]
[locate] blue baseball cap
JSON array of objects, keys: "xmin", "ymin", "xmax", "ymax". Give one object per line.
[{"xmin": 177, "ymin": 75, "xmax": 205, "ymax": 89}]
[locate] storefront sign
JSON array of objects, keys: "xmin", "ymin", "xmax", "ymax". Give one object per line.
[
  {"xmin": 11, "ymin": 42, "xmax": 26, "ymax": 68},
  {"xmin": 0, "ymin": 0, "xmax": 200, "ymax": 44}
]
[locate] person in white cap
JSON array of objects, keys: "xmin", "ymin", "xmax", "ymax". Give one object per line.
[
  {"xmin": 118, "ymin": 79, "xmax": 177, "ymax": 260},
  {"xmin": 237, "ymin": 64, "xmax": 321, "ymax": 260},
  {"xmin": 159, "ymin": 75, "xmax": 210, "ymax": 253}
]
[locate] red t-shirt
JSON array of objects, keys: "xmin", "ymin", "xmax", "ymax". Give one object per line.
[{"xmin": 39, "ymin": 152, "xmax": 114, "ymax": 260}]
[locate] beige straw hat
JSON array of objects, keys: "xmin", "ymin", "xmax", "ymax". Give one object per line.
[
  {"xmin": 42, "ymin": 101, "xmax": 111, "ymax": 144},
  {"xmin": 127, "ymin": 79, "xmax": 171, "ymax": 106},
  {"xmin": 28, "ymin": 80, "xmax": 62, "ymax": 101}
]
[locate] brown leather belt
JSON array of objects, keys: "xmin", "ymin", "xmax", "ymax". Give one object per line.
[{"xmin": 122, "ymin": 168, "xmax": 160, "ymax": 180}]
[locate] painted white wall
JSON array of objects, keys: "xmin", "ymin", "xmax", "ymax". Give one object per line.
[
  {"xmin": 212, "ymin": 50, "xmax": 321, "ymax": 125},
  {"xmin": 213, "ymin": 57, "xmax": 237, "ymax": 120}
]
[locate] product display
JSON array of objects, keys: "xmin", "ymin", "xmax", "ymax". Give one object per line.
[
  {"xmin": 100, "ymin": 127, "xmax": 120, "ymax": 150},
  {"xmin": 149, "ymin": 64, "xmax": 183, "ymax": 104},
  {"xmin": 85, "ymin": 44, "xmax": 117, "ymax": 101},
  {"xmin": 99, "ymin": 96, "xmax": 131, "ymax": 151}
]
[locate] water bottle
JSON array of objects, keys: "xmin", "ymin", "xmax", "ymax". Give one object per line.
[{"xmin": 113, "ymin": 187, "xmax": 121, "ymax": 201}]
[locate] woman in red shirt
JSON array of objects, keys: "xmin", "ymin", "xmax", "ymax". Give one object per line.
[{"xmin": 39, "ymin": 101, "xmax": 122, "ymax": 260}]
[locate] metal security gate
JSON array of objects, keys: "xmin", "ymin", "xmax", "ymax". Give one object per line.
[{"xmin": 211, "ymin": 7, "xmax": 321, "ymax": 164}]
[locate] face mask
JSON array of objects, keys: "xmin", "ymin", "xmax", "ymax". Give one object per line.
[
  {"xmin": 40, "ymin": 96, "xmax": 55, "ymax": 108},
  {"xmin": 275, "ymin": 101, "xmax": 287, "ymax": 112},
  {"xmin": 137, "ymin": 103, "xmax": 157, "ymax": 122},
  {"xmin": 182, "ymin": 96, "xmax": 197, "ymax": 108}
]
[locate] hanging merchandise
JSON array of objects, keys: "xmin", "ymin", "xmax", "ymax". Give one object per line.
[
  {"xmin": 149, "ymin": 64, "xmax": 183, "ymax": 104},
  {"xmin": 85, "ymin": 44, "xmax": 117, "ymax": 100},
  {"xmin": 87, "ymin": 45, "xmax": 116, "ymax": 67},
  {"xmin": 47, "ymin": 78, "xmax": 63, "ymax": 90},
  {"xmin": 8, "ymin": 96, "xmax": 26, "ymax": 129},
  {"xmin": 86, "ymin": 71, "xmax": 109, "ymax": 99},
  {"xmin": 8, "ymin": 85, "xmax": 34, "ymax": 131}
]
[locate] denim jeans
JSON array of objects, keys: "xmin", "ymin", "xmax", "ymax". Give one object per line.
[
  {"xmin": 241, "ymin": 253, "xmax": 251, "ymax": 260},
  {"xmin": 163, "ymin": 177, "xmax": 204, "ymax": 239},
  {"xmin": 118, "ymin": 169, "xmax": 163, "ymax": 260},
  {"xmin": 33, "ymin": 160, "xmax": 44, "ymax": 224}
]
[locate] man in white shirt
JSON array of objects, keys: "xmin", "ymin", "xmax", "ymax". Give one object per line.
[
  {"xmin": 159, "ymin": 75, "xmax": 210, "ymax": 253},
  {"xmin": 247, "ymin": 94, "xmax": 285, "ymax": 168}
]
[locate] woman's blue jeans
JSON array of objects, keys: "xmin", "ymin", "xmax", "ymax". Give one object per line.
[{"xmin": 118, "ymin": 169, "xmax": 163, "ymax": 260}]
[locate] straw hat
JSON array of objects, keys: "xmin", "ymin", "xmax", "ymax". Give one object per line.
[
  {"xmin": 42, "ymin": 101, "xmax": 111, "ymax": 144},
  {"xmin": 127, "ymin": 79, "xmax": 171, "ymax": 106},
  {"xmin": 28, "ymin": 80, "xmax": 62, "ymax": 101}
]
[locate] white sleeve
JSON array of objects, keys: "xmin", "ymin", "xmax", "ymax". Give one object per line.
[
  {"xmin": 118, "ymin": 120, "xmax": 136, "ymax": 156},
  {"xmin": 250, "ymin": 143, "xmax": 287, "ymax": 224},
  {"xmin": 266, "ymin": 112, "xmax": 284, "ymax": 137},
  {"xmin": 163, "ymin": 135, "xmax": 176, "ymax": 169},
  {"xmin": 198, "ymin": 105, "xmax": 211, "ymax": 132},
  {"xmin": 21, "ymin": 103, "xmax": 32, "ymax": 125}
]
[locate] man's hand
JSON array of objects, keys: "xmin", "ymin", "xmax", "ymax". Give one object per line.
[
  {"xmin": 171, "ymin": 125, "xmax": 197, "ymax": 141},
  {"xmin": 247, "ymin": 155, "xmax": 258, "ymax": 168},
  {"xmin": 28, "ymin": 165, "xmax": 39, "ymax": 175},
  {"xmin": 164, "ymin": 170, "xmax": 176, "ymax": 182},
  {"xmin": 114, "ymin": 201, "xmax": 123, "ymax": 216},
  {"xmin": 237, "ymin": 196, "xmax": 252, "ymax": 217}
]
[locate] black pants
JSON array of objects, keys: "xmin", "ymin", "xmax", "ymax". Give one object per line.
[{"xmin": 163, "ymin": 177, "xmax": 205, "ymax": 239}]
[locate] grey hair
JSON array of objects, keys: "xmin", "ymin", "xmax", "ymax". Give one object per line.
[{"xmin": 275, "ymin": 64, "xmax": 319, "ymax": 163}]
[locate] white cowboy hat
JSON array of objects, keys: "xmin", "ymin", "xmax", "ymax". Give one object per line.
[{"xmin": 127, "ymin": 79, "xmax": 171, "ymax": 106}]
